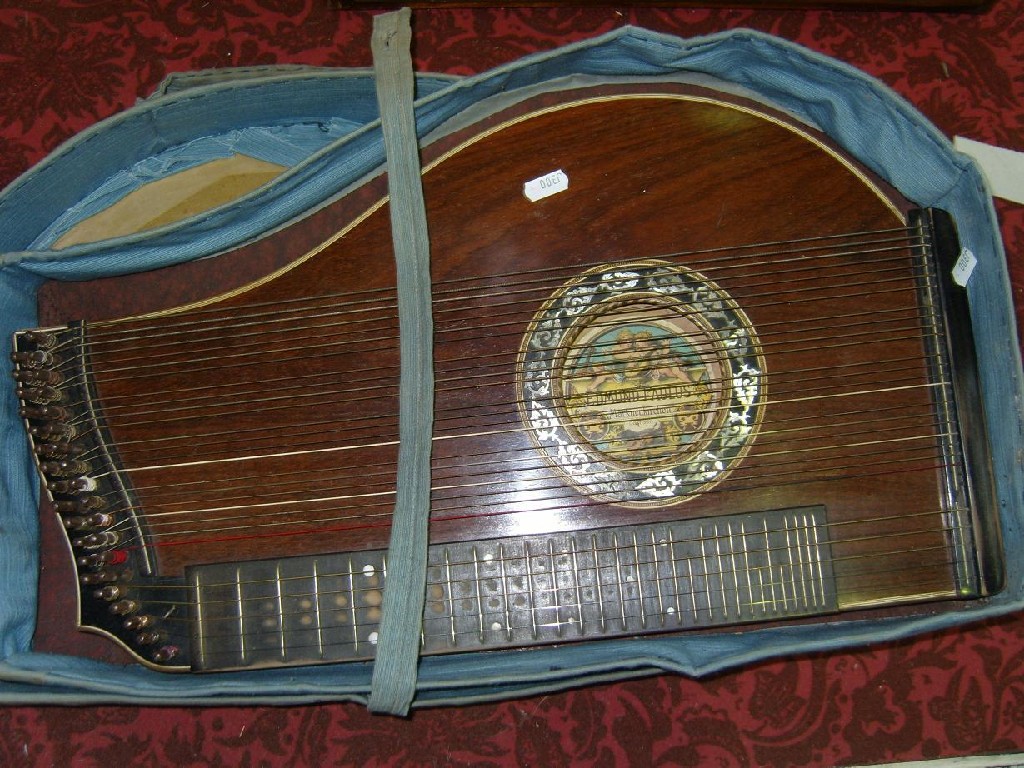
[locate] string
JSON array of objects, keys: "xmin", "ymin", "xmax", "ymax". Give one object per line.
[
  {"xmin": 74, "ymin": 227, "xmax": 919, "ymax": 344},
  {"xmin": 71, "ymin": 352, "xmax": 949, "ymax": 525},
  {"xmin": 69, "ymin": 297, "xmax": 929, "ymax": 416},
  {"xmin": 74, "ymin": 247, "xmax": 921, "ymax": 380},
  {"xmin": 77, "ymin": 356, "xmax": 935, "ymax": 469},
  {"xmin": 75, "ymin": 373, "xmax": 944, "ymax": 477},
  {"xmin": 102, "ymin": 443, "xmax": 952, "ymax": 546},
  {"xmin": 114, "ymin": 507, "xmax": 965, "ymax": 602},
  {"xmin": 96, "ymin": 520, "xmax": 964, "ymax": 656},
  {"xmin": 62, "ymin": 306, "xmax": 938, "ymax": 449},
  {"xmin": 72, "ymin": 254, "xmax": 923, "ymax": 386},
  {"xmin": 118, "ymin": 400, "xmax": 939, "ymax": 503}
]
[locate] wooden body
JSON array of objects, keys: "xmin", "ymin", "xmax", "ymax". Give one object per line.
[{"xmin": 19, "ymin": 83, "xmax": 995, "ymax": 669}]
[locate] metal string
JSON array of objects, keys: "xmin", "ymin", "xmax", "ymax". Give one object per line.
[
  {"xmin": 74, "ymin": 228, "xmax": 918, "ymax": 344},
  {"xmin": 107, "ymin": 517, "xmax": 963, "ymax": 655}
]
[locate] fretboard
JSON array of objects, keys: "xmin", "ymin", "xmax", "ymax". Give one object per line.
[{"xmin": 187, "ymin": 506, "xmax": 835, "ymax": 672}]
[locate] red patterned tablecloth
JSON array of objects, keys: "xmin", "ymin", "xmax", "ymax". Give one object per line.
[{"xmin": 1, "ymin": 3, "xmax": 1022, "ymax": 766}]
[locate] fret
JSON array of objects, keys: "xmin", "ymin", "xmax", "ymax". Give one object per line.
[
  {"xmin": 235, "ymin": 567, "xmax": 247, "ymax": 665},
  {"xmin": 797, "ymin": 518, "xmax": 813, "ymax": 606},
  {"xmin": 311, "ymin": 559, "xmax": 324, "ymax": 660},
  {"xmin": 650, "ymin": 531, "xmax": 666, "ymax": 628},
  {"xmin": 727, "ymin": 526, "xmax": 741, "ymax": 617},
  {"xmin": 686, "ymin": 554, "xmax": 698, "ymax": 623},
  {"xmin": 801, "ymin": 519, "xmax": 814, "ymax": 606},
  {"xmin": 764, "ymin": 519, "xmax": 783, "ymax": 611},
  {"xmin": 498, "ymin": 543, "xmax": 513, "ymax": 642},
  {"xmin": 632, "ymin": 532, "xmax": 648, "ymax": 630},
  {"xmin": 794, "ymin": 516, "xmax": 812, "ymax": 607},
  {"xmin": 347, "ymin": 557, "xmax": 359, "ymax": 653},
  {"xmin": 739, "ymin": 523, "xmax": 756, "ymax": 618},
  {"xmin": 471, "ymin": 547, "xmax": 484, "ymax": 643},
  {"xmin": 274, "ymin": 563, "xmax": 286, "ymax": 660},
  {"xmin": 792, "ymin": 515, "xmax": 807, "ymax": 606},
  {"xmin": 784, "ymin": 521, "xmax": 803, "ymax": 607},
  {"xmin": 547, "ymin": 539, "xmax": 564, "ymax": 638},
  {"xmin": 591, "ymin": 534, "xmax": 607, "ymax": 633},
  {"xmin": 699, "ymin": 526, "xmax": 713, "ymax": 620},
  {"xmin": 525, "ymin": 542, "xmax": 539, "ymax": 640},
  {"xmin": 569, "ymin": 538, "xmax": 585, "ymax": 636},
  {"xmin": 612, "ymin": 533, "xmax": 627, "ymax": 630},
  {"xmin": 666, "ymin": 529, "xmax": 684, "ymax": 626},
  {"xmin": 810, "ymin": 517, "xmax": 826, "ymax": 608},
  {"xmin": 714, "ymin": 524, "xmax": 728, "ymax": 620},
  {"xmin": 192, "ymin": 570, "xmax": 207, "ymax": 668},
  {"xmin": 444, "ymin": 548, "xmax": 456, "ymax": 646}
]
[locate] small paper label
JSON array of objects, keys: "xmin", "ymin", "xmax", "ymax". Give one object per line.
[
  {"xmin": 953, "ymin": 136, "xmax": 1024, "ymax": 205},
  {"xmin": 952, "ymin": 247, "xmax": 977, "ymax": 287},
  {"xmin": 524, "ymin": 169, "xmax": 569, "ymax": 202}
]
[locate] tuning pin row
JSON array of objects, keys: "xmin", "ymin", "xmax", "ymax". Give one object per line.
[
  {"xmin": 14, "ymin": 329, "xmax": 178, "ymax": 666},
  {"xmin": 13, "ymin": 338, "xmax": 107, "ymax": 521}
]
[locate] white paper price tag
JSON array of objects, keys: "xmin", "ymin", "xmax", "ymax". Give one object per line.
[
  {"xmin": 952, "ymin": 247, "xmax": 978, "ymax": 287},
  {"xmin": 524, "ymin": 169, "xmax": 569, "ymax": 202}
]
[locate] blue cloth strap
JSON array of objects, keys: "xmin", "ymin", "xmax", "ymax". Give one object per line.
[{"xmin": 367, "ymin": 8, "xmax": 435, "ymax": 716}]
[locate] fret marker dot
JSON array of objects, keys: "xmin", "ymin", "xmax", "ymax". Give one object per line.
[
  {"xmin": 368, "ymin": 631, "xmax": 379, "ymax": 645},
  {"xmin": 491, "ymin": 621, "xmax": 502, "ymax": 632},
  {"xmin": 362, "ymin": 564, "xmax": 375, "ymax": 577}
]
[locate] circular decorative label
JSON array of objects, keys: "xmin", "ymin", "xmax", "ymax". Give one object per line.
[{"xmin": 517, "ymin": 261, "xmax": 765, "ymax": 507}]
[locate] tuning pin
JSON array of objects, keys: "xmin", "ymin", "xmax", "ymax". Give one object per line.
[
  {"xmin": 151, "ymin": 645, "xmax": 179, "ymax": 663},
  {"xmin": 35, "ymin": 441, "xmax": 74, "ymax": 459},
  {"xmin": 17, "ymin": 385, "xmax": 62, "ymax": 404},
  {"xmin": 20, "ymin": 331, "xmax": 58, "ymax": 349},
  {"xmin": 48, "ymin": 476, "xmax": 95, "ymax": 494},
  {"xmin": 123, "ymin": 614, "xmax": 156, "ymax": 631},
  {"xmin": 72, "ymin": 531, "xmax": 121, "ymax": 549},
  {"xmin": 64, "ymin": 516, "xmax": 89, "ymax": 531},
  {"xmin": 40, "ymin": 459, "xmax": 89, "ymax": 477},
  {"xmin": 11, "ymin": 349, "xmax": 54, "ymax": 369},
  {"xmin": 80, "ymin": 570, "xmax": 119, "ymax": 585},
  {"xmin": 135, "ymin": 630, "xmax": 165, "ymax": 646},
  {"xmin": 85, "ymin": 513, "xmax": 116, "ymax": 529},
  {"xmin": 95, "ymin": 585, "xmax": 128, "ymax": 601},
  {"xmin": 30, "ymin": 422, "xmax": 76, "ymax": 441},
  {"xmin": 19, "ymin": 404, "xmax": 70, "ymax": 421},
  {"xmin": 77, "ymin": 547, "xmax": 125, "ymax": 567},
  {"xmin": 55, "ymin": 496, "xmax": 106, "ymax": 514},
  {"xmin": 109, "ymin": 599, "xmax": 140, "ymax": 616},
  {"xmin": 12, "ymin": 369, "xmax": 63, "ymax": 386}
]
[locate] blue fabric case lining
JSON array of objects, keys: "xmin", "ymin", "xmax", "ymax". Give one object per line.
[{"xmin": 0, "ymin": 26, "xmax": 1020, "ymax": 707}]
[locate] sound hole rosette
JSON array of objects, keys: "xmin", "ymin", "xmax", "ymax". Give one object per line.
[{"xmin": 517, "ymin": 260, "xmax": 766, "ymax": 507}]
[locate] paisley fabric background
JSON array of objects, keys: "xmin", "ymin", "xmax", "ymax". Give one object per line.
[{"xmin": 1, "ymin": 2, "xmax": 1023, "ymax": 766}]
